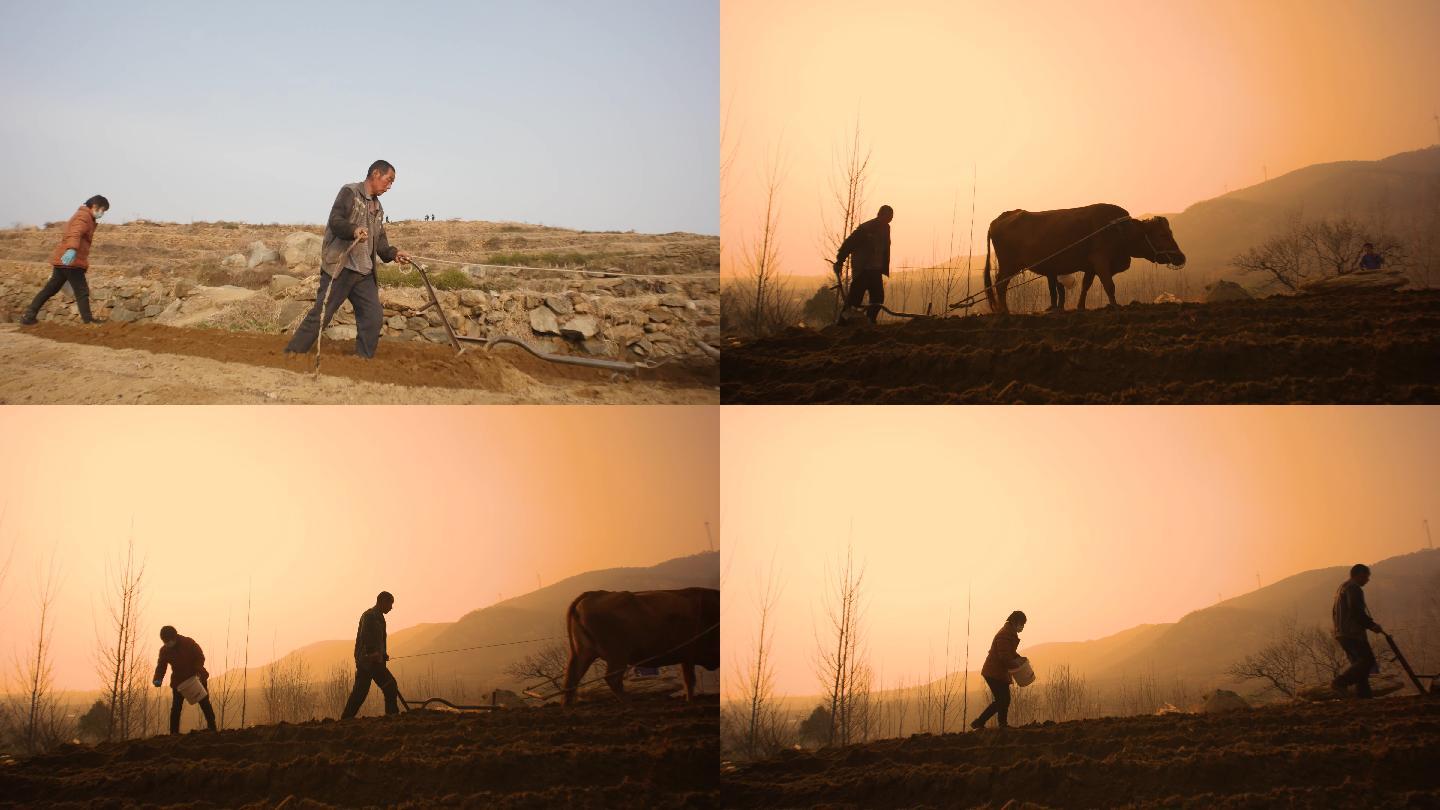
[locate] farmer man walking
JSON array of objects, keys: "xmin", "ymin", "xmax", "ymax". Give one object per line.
[
  {"xmin": 833, "ymin": 204, "xmax": 893, "ymax": 324},
  {"xmin": 972, "ymin": 610, "xmax": 1027, "ymax": 730},
  {"xmin": 152, "ymin": 625, "xmax": 219, "ymax": 734},
  {"xmin": 20, "ymin": 195, "xmax": 110, "ymax": 325},
  {"xmin": 284, "ymin": 160, "xmax": 410, "ymax": 358},
  {"xmin": 1332, "ymin": 563, "xmax": 1384, "ymax": 698},
  {"xmin": 341, "ymin": 590, "xmax": 401, "ymax": 719}
]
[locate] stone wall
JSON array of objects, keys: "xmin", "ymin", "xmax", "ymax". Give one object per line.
[{"xmin": 1, "ymin": 247, "xmax": 720, "ymax": 362}]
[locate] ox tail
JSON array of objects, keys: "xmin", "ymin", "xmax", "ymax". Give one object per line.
[{"xmin": 982, "ymin": 230, "xmax": 997, "ymax": 312}]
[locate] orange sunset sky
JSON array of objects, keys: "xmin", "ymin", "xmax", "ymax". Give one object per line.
[
  {"xmin": 720, "ymin": 0, "xmax": 1440, "ymax": 277},
  {"xmin": 0, "ymin": 406, "xmax": 718, "ymax": 691},
  {"xmin": 721, "ymin": 406, "xmax": 1440, "ymax": 697}
]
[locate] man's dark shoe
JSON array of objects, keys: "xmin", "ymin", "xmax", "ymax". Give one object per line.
[{"xmin": 19, "ymin": 313, "xmax": 38, "ymax": 325}]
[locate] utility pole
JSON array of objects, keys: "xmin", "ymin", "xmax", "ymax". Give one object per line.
[
  {"xmin": 1263, "ymin": 164, "xmax": 1268, "ymax": 183},
  {"xmin": 704, "ymin": 521, "xmax": 715, "ymax": 553},
  {"xmin": 1425, "ymin": 519, "xmax": 1433, "ymax": 550},
  {"xmin": 1433, "ymin": 113, "xmax": 1439, "ymax": 145}
]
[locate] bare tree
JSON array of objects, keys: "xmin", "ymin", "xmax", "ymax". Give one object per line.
[
  {"xmin": 240, "ymin": 583, "xmax": 251, "ymax": 728},
  {"xmin": 262, "ymin": 655, "xmax": 316, "ymax": 724},
  {"xmin": 816, "ymin": 117, "xmax": 873, "ymax": 324},
  {"xmin": 505, "ymin": 642, "xmax": 571, "ymax": 696},
  {"xmin": 1227, "ymin": 618, "xmax": 1348, "ymax": 698},
  {"xmin": 6, "ymin": 554, "xmax": 68, "ymax": 754},
  {"xmin": 734, "ymin": 148, "xmax": 798, "ymax": 337},
  {"xmin": 726, "ymin": 560, "xmax": 789, "ymax": 760},
  {"xmin": 1234, "ymin": 213, "xmax": 1407, "ymax": 291},
  {"xmin": 1041, "ymin": 665, "xmax": 1089, "ymax": 723},
  {"xmin": 815, "ymin": 541, "xmax": 872, "ymax": 746},
  {"xmin": 324, "ymin": 663, "xmax": 353, "ymax": 718},
  {"xmin": 213, "ymin": 609, "xmax": 236, "ymax": 730},
  {"xmin": 94, "ymin": 535, "xmax": 146, "ymax": 741}
]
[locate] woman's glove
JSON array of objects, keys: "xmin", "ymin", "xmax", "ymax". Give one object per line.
[
  {"xmin": 152, "ymin": 678, "xmax": 163, "ymax": 688},
  {"xmin": 61, "ymin": 249, "xmax": 77, "ymax": 265}
]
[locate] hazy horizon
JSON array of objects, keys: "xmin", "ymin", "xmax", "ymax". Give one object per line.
[
  {"xmin": 0, "ymin": 406, "xmax": 719, "ymax": 691},
  {"xmin": 1, "ymin": 1, "xmax": 718, "ymax": 234},
  {"xmin": 721, "ymin": 406, "xmax": 1440, "ymax": 698},
  {"xmin": 721, "ymin": 0, "xmax": 1440, "ymax": 277}
]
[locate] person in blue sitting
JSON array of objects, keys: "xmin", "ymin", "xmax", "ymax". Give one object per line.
[{"xmin": 1358, "ymin": 242, "xmax": 1384, "ymax": 271}]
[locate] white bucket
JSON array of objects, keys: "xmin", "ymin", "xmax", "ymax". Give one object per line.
[
  {"xmin": 175, "ymin": 675, "xmax": 208, "ymax": 704},
  {"xmin": 1010, "ymin": 658, "xmax": 1035, "ymax": 687}
]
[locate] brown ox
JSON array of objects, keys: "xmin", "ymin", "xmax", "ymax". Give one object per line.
[
  {"xmin": 983, "ymin": 203, "xmax": 1186, "ymax": 314},
  {"xmin": 562, "ymin": 587, "xmax": 719, "ymax": 705}
]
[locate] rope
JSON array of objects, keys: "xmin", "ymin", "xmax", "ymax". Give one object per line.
[
  {"xmin": 387, "ymin": 635, "xmax": 563, "ymax": 661},
  {"xmin": 405, "ymin": 254, "xmax": 715, "ymax": 282}
]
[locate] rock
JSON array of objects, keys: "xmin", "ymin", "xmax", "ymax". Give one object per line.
[
  {"xmin": 1204, "ymin": 280, "xmax": 1252, "ymax": 303},
  {"xmin": 143, "ymin": 304, "xmax": 163, "ymax": 318},
  {"xmin": 173, "ymin": 279, "xmax": 198, "ymax": 298},
  {"xmin": 529, "ymin": 306, "xmax": 561, "ymax": 335},
  {"xmin": 545, "ymin": 294, "xmax": 574, "ymax": 316},
  {"xmin": 406, "ymin": 316, "xmax": 429, "ymax": 331},
  {"xmin": 387, "ymin": 314, "xmax": 407, "ymax": 331},
  {"xmin": 111, "ymin": 307, "xmax": 140, "ymax": 323},
  {"xmin": 485, "ymin": 310, "xmax": 506, "ymax": 324},
  {"xmin": 158, "ymin": 299, "xmax": 183, "ymax": 321},
  {"xmin": 324, "ymin": 324, "xmax": 357, "ymax": 341},
  {"xmin": 221, "ymin": 253, "xmax": 247, "ymax": 268},
  {"xmin": 379, "ymin": 287, "xmax": 428, "ymax": 312},
  {"xmin": 278, "ymin": 300, "xmax": 311, "ymax": 327},
  {"xmin": 660, "ymin": 293, "xmax": 689, "ymax": 308},
  {"xmin": 247, "ymin": 241, "xmax": 281, "ymax": 268},
  {"xmin": 282, "ymin": 232, "xmax": 322, "ymax": 267},
  {"xmin": 422, "ymin": 327, "xmax": 450, "ymax": 343},
  {"xmin": 607, "ymin": 323, "xmax": 645, "ymax": 345},
  {"xmin": 574, "ymin": 300, "xmax": 592, "ymax": 314},
  {"xmin": 560, "ymin": 315, "xmax": 599, "ymax": 340},
  {"xmin": 649, "ymin": 308, "xmax": 675, "ymax": 323},
  {"xmin": 1201, "ymin": 690, "xmax": 1249, "ymax": 714},
  {"xmin": 1154, "ymin": 292, "xmax": 1182, "ymax": 304},
  {"xmin": 582, "ymin": 338, "xmax": 616, "ymax": 356},
  {"xmin": 269, "ymin": 275, "xmax": 301, "ymax": 295},
  {"xmin": 459, "ymin": 289, "xmax": 487, "ymax": 307}
]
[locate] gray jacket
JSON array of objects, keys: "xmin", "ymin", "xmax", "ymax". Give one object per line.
[
  {"xmin": 837, "ymin": 217, "xmax": 891, "ymax": 276},
  {"xmin": 321, "ymin": 181, "xmax": 398, "ymax": 278},
  {"xmin": 353, "ymin": 606, "xmax": 388, "ymax": 663},
  {"xmin": 1332, "ymin": 580, "xmax": 1380, "ymax": 640}
]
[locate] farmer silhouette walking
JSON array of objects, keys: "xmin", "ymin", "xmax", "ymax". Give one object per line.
[
  {"xmin": 834, "ymin": 205, "xmax": 893, "ymax": 324},
  {"xmin": 341, "ymin": 591, "xmax": 401, "ymax": 718}
]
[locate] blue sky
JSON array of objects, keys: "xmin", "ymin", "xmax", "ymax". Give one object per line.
[{"xmin": 0, "ymin": 1, "xmax": 717, "ymax": 233}]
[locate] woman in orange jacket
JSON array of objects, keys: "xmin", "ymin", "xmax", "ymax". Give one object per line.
[
  {"xmin": 971, "ymin": 610, "xmax": 1027, "ymax": 730},
  {"xmin": 20, "ymin": 195, "xmax": 109, "ymax": 325}
]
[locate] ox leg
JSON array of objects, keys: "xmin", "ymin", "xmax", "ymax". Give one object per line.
[
  {"xmin": 993, "ymin": 274, "xmax": 1012, "ymax": 315},
  {"xmin": 680, "ymin": 663, "xmax": 697, "ymax": 702},
  {"xmin": 1099, "ymin": 271, "xmax": 1119, "ymax": 307},
  {"xmin": 1077, "ymin": 271, "xmax": 1096, "ymax": 311},
  {"xmin": 1047, "ymin": 277, "xmax": 1065, "ymax": 311},
  {"xmin": 603, "ymin": 660, "xmax": 627, "ymax": 700},
  {"xmin": 562, "ymin": 649, "xmax": 596, "ymax": 707}
]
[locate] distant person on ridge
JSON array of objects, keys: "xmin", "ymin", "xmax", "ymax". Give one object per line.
[
  {"xmin": 833, "ymin": 204, "xmax": 893, "ymax": 324},
  {"xmin": 972, "ymin": 610, "xmax": 1027, "ymax": 730},
  {"xmin": 284, "ymin": 160, "xmax": 410, "ymax": 359},
  {"xmin": 19, "ymin": 195, "xmax": 110, "ymax": 325},
  {"xmin": 152, "ymin": 625, "xmax": 219, "ymax": 734},
  {"xmin": 1358, "ymin": 242, "xmax": 1384, "ymax": 272},
  {"xmin": 341, "ymin": 590, "xmax": 401, "ymax": 719},
  {"xmin": 1332, "ymin": 563, "xmax": 1384, "ymax": 698}
]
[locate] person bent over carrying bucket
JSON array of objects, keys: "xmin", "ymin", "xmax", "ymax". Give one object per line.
[
  {"xmin": 972, "ymin": 610, "xmax": 1028, "ymax": 730},
  {"xmin": 153, "ymin": 625, "xmax": 219, "ymax": 734}
]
